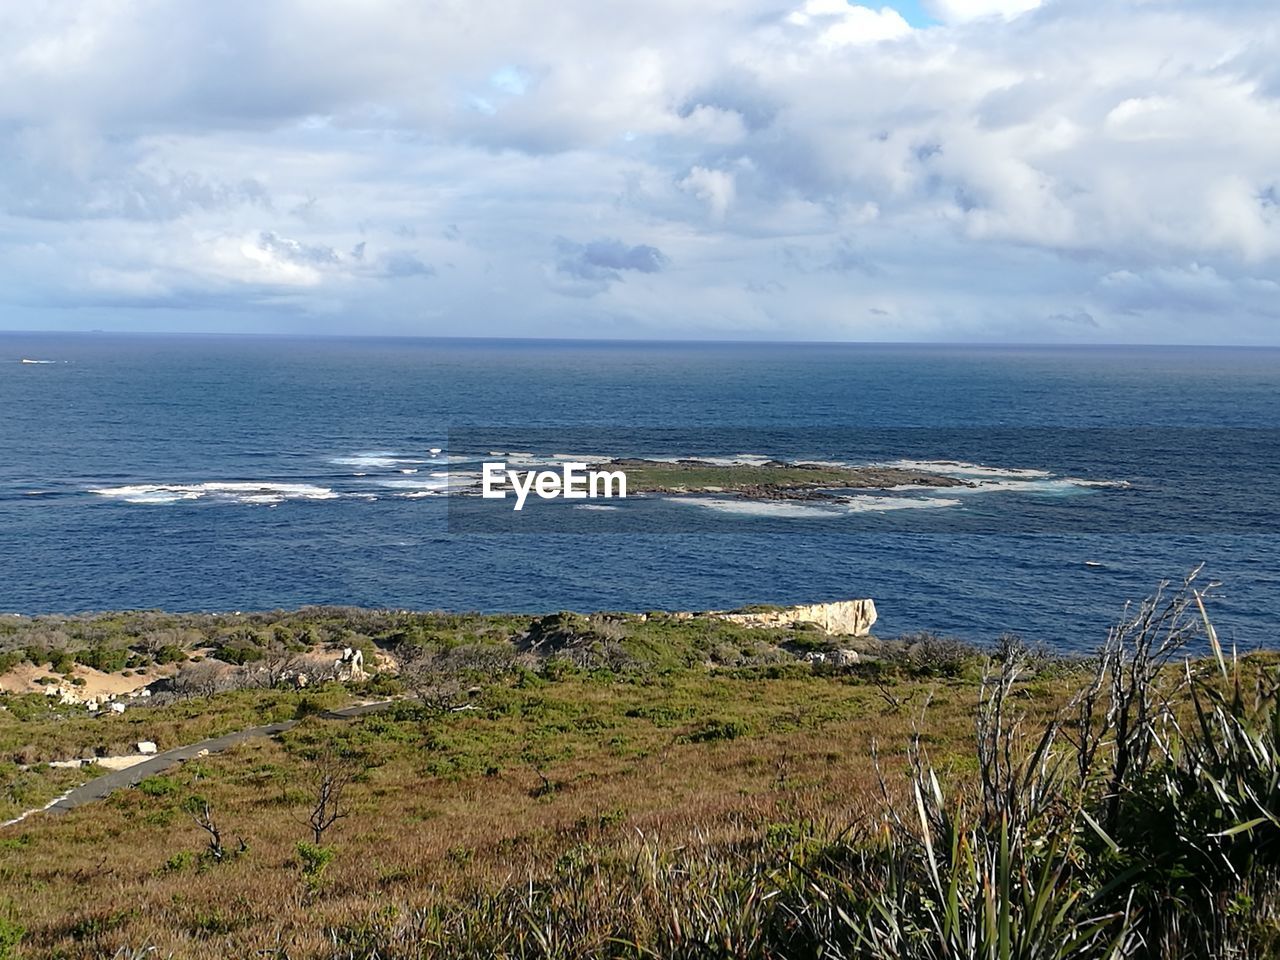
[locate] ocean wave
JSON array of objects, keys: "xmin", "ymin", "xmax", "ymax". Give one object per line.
[
  {"xmin": 331, "ymin": 450, "xmax": 444, "ymax": 471},
  {"xmin": 19, "ymin": 358, "xmax": 58, "ymax": 364},
  {"xmin": 551, "ymin": 453, "xmax": 615, "ymax": 464},
  {"xmin": 665, "ymin": 494, "xmax": 962, "ymax": 518},
  {"xmin": 631, "ymin": 453, "xmax": 776, "ymax": 467},
  {"xmin": 874, "ymin": 458, "xmax": 1127, "ymax": 494},
  {"xmin": 375, "ymin": 476, "xmax": 453, "ymax": 490},
  {"xmin": 877, "ymin": 458, "xmax": 1054, "ymax": 480},
  {"xmin": 90, "ymin": 482, "xmax": 340, "ymax": 505},
  {"xmin": 915, "ymin": 476, "xmax": 1131, "ymax": 496}
]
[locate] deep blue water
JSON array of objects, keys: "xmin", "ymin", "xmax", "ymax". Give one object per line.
[{"xmin": 1, "ymin": 333, "xmax": 1277, "ymax": 652}]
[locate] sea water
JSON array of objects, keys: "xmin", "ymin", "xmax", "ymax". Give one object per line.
[{"xmin": 1, "ymin": 332, "xmax": 1277, "ymax": 651}]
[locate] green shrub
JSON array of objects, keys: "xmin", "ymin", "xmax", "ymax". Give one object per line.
[
  {"xmin": 138, "ymin": 775, "xmax": 181, "ymax": 797},
  {"xmin": 160, "ymin": 851, "xmax": 194, "ymax": 873},
  {"xmin": 682, "ymin": 718, "xmax": 750, "ymax": 743},
  {"xmin": 294, "ymin": 696, "xmax": 326, "ymax": 719},
  {"xmin": 0, "ymin": 914, "xmax": 21, "ymax": 960},
  {"xmin": 296, "ymin": 841, "xmax": 335, "ymax": 892},
  {"xmin": 76, "ymin": 644, "xmax": 129, "ymax": 673}
]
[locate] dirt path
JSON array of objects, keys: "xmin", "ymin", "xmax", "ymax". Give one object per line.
[{"xmin": 2, "ymin": 699, "xmax": 398, "ymax": 827}]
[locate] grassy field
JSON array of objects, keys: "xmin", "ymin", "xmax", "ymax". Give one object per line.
[
  {"xmin": 2, "ymin": 582, "xmax": 1279, "ymax": 959},
  {"xmin": 0, "ymin": 663, "xmax": 1041, "ymax": 958}
]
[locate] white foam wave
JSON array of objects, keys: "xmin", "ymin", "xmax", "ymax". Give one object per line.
[
  {"xmin": 939, "ymin": 477, "xmax": 1130, "ymax": 496},
  {"xmin": 20, "ymin": 358, "xmax": 57, "ymax": 364},
  {"xmin": 376, "ymin": 477, "xmax": 452, "ymax": 490},
  {"xmin": 90, "ymin": 482, "xmax": 340, "ymax": 505},
  {"xmin": 1067, "ymin": 478, "xmax": 1131, "ymax": 489},
  {"xmin": 551, "ymin": 453, "xmax": 615, "ymax": 463},
  {"xmin": 877, "ymin": 459, "xmax": 1053, "ymax": 480},
  {"xmin": 638, "ymin": 454, "xmax": 777, "ymax": 467},
  {"xmin": 665, "ymin": 494, "xmax": 962, "ymax": 518},
  {"xmin": 333, "ymin": 453, "xmax": 401, "ymax": 469},
  {"xmin": 875, "ymin": 459, "xmax": 1127, "ymax": 494},
  {"xmin": 332, "ymin": 450, "xmax": 441, "ymax": 470}
]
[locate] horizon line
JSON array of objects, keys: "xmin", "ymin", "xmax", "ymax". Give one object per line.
[{"xmin": 0, "ymin": 328, "xmax": 1277, "ymax": 351}]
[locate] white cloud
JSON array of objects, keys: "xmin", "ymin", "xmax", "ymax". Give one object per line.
[
  {"xmin": 0, "ymin": 0, "xmax": 1277, "ymax": 342},
  {"xmin": 679, "ymin": 166, "xmax": 737, "ymax": 221},
  {"xmin": 927, "ymin": 0, "xmax": 1042, "ymax": 23},
  {"xmin": 787, "ymin": 2, "xmax": 912, "ymax": 45}
]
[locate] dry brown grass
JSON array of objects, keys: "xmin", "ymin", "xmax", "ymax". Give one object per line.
[{"xmin": 0, "ymin": 667, "xmax": 1082, "ymax": 958}]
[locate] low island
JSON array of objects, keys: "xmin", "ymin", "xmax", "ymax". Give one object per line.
[{"xmin": 592, "ymin": 458, "xmax": 972, "ymax": 500}]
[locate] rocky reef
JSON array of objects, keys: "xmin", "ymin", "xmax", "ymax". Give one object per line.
[{"xmin": 598, "ymin": 459, "xmax": 970, "ymax": 501}]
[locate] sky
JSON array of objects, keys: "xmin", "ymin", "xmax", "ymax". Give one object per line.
[{"xmin": 2, "ymin": 0, "xmax": 1279, "ymax": 344}]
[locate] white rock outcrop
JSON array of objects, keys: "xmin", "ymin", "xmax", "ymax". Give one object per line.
[
  {"xmin": 333, "ymin": 647, "xmax": 366, "ymax": 682},
  {"xmin": 713, "ymin": 599, "xmax": 877, "ymax": 637}
]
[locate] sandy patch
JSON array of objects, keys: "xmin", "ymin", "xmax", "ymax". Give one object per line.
[{"xmin": 0, "ymin": 662, "xmax": 175, "ymax": 699}]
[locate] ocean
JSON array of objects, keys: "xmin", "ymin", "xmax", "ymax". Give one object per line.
[{"xmin": 1, "ymin": 332, "xmax": 1277, "ymax": 653}]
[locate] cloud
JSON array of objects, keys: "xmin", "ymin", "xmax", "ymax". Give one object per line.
[
  {"xmin": 926, "ymin": 0, "xmax": 1042, "ymax": 23},
  {"xmin": 380, "ymin": 251, "xmax": 435, "ymax": 278},
  {"xmin": 0, "ymin": 0, "xmax": 1277, "ymax": 342},
  {"xmin": 679, "ymin": 166, "xmax": 737, "ymax": 221},
  {"xmin": 786, "ymin": 2, "xmax": 912, "ymax": 45},
  {"xmin": 552, "ymin": 237, "xmax": 668, "ymax": 295},
  {"xmin": 256, "ymin": 231, "xmax": 340, "ymax": 267}
]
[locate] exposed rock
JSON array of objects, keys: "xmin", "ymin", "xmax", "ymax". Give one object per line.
[
  {"xmin": 95, "ymin": 755, "xmax": 149, "ymax": 771},
  {"xmin": 712, "ymin": 599, "xmax": 877, "ymax": 638},
  {"xmin": 831, "ymin": 648, "xmax": 861, "ymax": 666},
  {"xmin": 333, "ymin": 647, "xmax": 366, "ymax": 682},
  {"xmin": 44, "ymin": 685, "xmax": 83, "ymax": 706}
]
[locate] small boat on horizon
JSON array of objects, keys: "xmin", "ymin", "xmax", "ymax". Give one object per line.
[{"xmin": 20, "ymin": 358, "xmax": 56, "ymax": 364}]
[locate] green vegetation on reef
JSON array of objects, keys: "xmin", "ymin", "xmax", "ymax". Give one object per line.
[
  {"xmin": 595, "ymin": 458, "xmax": 971, "ymax": 499},
  {"xmin": 1, "ymin": 575, "xmax": 1279, "ymax": 958}
]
